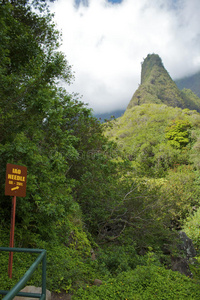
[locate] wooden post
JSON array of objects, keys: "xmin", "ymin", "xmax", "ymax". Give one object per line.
[
  {"xmin": 5, "ymin": 163, "xmax": 27, "ymax": 278},
  {"xmin": 8, "ymin": 195, "xmax": 16, "ymax": 278}
]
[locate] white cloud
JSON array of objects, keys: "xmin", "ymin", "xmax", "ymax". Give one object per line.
[{"xmin": 50, "ymin": 0, "xmax": 200, "ymax": 113}]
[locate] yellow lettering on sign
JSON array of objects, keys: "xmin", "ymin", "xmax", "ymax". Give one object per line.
[
  {"xmin": 16, "ymin": 182, "xmax": 23, "ymax": 186},
  {"xmin": 12, "ymin": 168, "xmax": 21, "ymax": 174},
  {"xmin": 7, "ymin": 174, "xmax": 25, "ymax": 182},
  {"xmin": 9, "ymin": 180, "xmax": 13, "ymax": 184}
]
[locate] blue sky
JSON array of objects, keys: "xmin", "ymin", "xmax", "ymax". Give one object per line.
[
  {"xmin": 75, "ymin": 0, "xmax": 123, "ymax": 5},
  {"xmin": 107, "ymin": 0, "xmax": 123, "ymax": 3},
  {"xmin": 75, "ymin": 0, "xmax": 178, "ymax": 8},
  {"xmin": 50, "ymin": 0, "xmax": 200, "ymax": 113}
]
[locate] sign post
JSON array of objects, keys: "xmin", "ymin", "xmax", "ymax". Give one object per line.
[
  {"xmin": 8, "ymin": 195, "xmax": 16, "ymax": 278},
  {"xmin": 5, "ymin": 163, "xmax": 27, "ymax": 278}
]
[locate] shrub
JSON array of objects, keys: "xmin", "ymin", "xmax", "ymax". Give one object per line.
[{"xmin": 73, "ymin": 265, "xmax": 200, "ymax": 299}]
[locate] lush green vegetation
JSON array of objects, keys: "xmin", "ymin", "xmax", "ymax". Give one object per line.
[
  {"xmin": 1, "ymin": 1, "xmax": 200, "ymax": 299},
  {"xmin": 74, "ymin": 265, "xmax": 200, "ymax": 300}
]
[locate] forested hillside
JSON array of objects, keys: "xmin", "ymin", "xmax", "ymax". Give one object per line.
[
  {"xmin": 176, "ymin": 71, "xmax": 200, "ymax": 98},
  {"xmin": 104, "ymin": 55, "xmax": 200, "ymax": 297},
  {"xmin": 1, "ymin": 2, "xmax": 200, "ymax": 299}
]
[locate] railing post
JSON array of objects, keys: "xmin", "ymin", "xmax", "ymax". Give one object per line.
[
  {"xmin": 42, "ymin": 250, "xmax": 47, "ymax": 300},
  {"xmin": 0, "ymin": 248, "xmax": 46, "ymax": 300}
]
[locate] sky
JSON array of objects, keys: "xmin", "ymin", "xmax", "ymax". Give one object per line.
[{"xmin": 49, "ymin": 0, "xmax": 200, "ymax": 113}]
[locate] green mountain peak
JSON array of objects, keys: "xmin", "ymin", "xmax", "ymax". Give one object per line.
[
  {"xmin": 127, "ymin": 53, "xmax": 200, "ymax": 112},
  {"xmin": 141, "ymin": 53, "xmax": 164, "ymax": 84}
]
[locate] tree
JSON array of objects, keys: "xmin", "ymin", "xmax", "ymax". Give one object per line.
[
  {"xmin": 0, "ymin": 0, "xmax": 128, "ymax": 244},
  {"xmin": 165, "ymin": 119, "xmax": 192, "ymax": 149},
  {"xmin": 0, "ymin": 0, "xmax": 80, "ymax": 239}
]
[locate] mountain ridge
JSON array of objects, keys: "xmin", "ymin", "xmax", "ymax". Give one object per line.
[
  {"xmin": 127, "ymin": 53, "xmax": 200, "ymax": 112},
  {"xmin": 176, "ymin": 71, "xmax": 200, "ymax": 98},
  {"xmin": 95, "ymin": 55, "xmax": 200, "ymax": 120}
]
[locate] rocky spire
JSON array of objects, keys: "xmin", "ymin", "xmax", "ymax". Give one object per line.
[{"xmin": 127, "ymin": 53, "xmax": 200, "ymax": 111}]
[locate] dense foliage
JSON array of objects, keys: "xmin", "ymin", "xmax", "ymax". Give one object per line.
[
  {"xmin": 0, "ymin": 0, "xmax": 135, "ymax": 294},
  {"xmin": 1, "ymin": 1, "xmax": 200, "ymax": 299},
  {"xmin": 74, "ymin": 265, "xmax": 200, "ymax": 300}
]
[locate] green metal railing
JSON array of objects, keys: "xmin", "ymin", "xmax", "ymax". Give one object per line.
[{"xmin": 0, "ymin": 247, "xmax": 46, "ymax": 300}]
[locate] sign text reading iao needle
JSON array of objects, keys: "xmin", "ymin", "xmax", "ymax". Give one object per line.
[{"xmin": 5, "ymin": 164, "xmax": 27, "ymax": 197}]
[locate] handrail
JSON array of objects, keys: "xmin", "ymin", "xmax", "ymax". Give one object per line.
[{"xmin": 0, "ymin": 247, "xmax": 46, "ymax": 300}]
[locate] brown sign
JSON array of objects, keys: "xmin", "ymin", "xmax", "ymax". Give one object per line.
[{"xmin": 5, "ymin": 164, "xmax": 27, "ymax": 197}]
